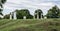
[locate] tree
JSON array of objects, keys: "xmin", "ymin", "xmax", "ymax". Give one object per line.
[
  {"xmin": 34, "ymin": 9, "xmax": 43, "ymax": 19},
  {"xmin": 4, "ymin": 14, "xmax": 10, "ymax": 19},
  {"xmin": 46, "ymin": 5, "xmax": 60, "ymax": 18},
  {"xmin": 16, "ymin": 9, "xmax": 33, "ymax": 19},
  {"xmin": 1, "ymin": 0, "xmax": 6, "ymax": 4},
  {"xmin": 0, "ymin": 0, "xmax": 6, "ymax": 15}
]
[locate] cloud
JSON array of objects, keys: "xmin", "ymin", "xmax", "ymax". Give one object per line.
[{"xmin": 3, "ymin": 0, "xmax": 60, "ymax": 15}]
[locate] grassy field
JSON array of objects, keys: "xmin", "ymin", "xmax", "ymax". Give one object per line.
[{"xmin": 0, "ymin": 19, "xmax": 60, "ymax": 31}]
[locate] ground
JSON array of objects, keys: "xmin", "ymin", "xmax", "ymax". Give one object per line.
[{"xmin": 0, "ymin": 19, "xmax": 60, "ymax": 31}]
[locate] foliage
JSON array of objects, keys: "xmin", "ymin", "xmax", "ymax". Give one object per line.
[
  {"xmin": 1, "ymin": 0, "xmax": 6, "ymax": 4},
  {"xmin": 4, "ymin": 14, "xmax": 10, "ymax": 19},
  {"xmin": 46, "ymin": 5, "xmax": 60, "ymax": 18},
  {"xmin": 0, "ymin": 0, "xmax": 6, "ymax": 15},
  {"xmin": 0, "ymin": 9, "xmax": 3, "ymax": 15},
  {"xmin": 16, "ymin": 9, "xmax": 33, "ymax": 19}
]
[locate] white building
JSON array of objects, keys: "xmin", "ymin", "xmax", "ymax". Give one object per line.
[{"xmin": 10, "ymin": 11, "xmax": 17, "ymax": 20}]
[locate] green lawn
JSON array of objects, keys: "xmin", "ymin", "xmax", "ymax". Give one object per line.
[{"xmin": 0, "ymin": 19, "xmax": 60, "ymax": 31}]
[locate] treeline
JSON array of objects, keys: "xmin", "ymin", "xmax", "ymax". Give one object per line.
[
  {"xmin": 0, "ymin": 0, "xmax": 60, "ymax": 19},
  {"xmin": 4, "ymin": 5, "xmax": 60, "ymax": 19},
  {"xmin": 46, "ymin": 5, "xmax": 60, "ymax": 18}
]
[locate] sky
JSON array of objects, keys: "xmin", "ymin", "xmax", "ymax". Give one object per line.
[{"xmin": 2, "ymin": 0, "xmax": 60, "ymax": 16}]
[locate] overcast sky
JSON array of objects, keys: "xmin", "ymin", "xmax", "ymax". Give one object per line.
[{"xmin": 2, "ymin": 0, "xmax": 60, "ymax": 16}]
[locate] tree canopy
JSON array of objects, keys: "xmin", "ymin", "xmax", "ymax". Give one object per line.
[
  {"xmin": 0, "ymin": 0, "xmax": 6, "ymax": 15},
  {"xmin": 16, "ymin": 9, "xmax": 33, "ymax": 19},
  {"xmin": 46, "ymin": 5, "xmax": 60, "ymax": 18},
  {"xmin": 1, "ymin": 0, "xmax": 6, "ymax": 4}
]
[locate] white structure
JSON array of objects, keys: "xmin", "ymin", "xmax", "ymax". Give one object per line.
[
  {"xmin": 10, "ymin": 11, "xmax": 17, "ymax": 20},
  {"xmin": 34, "ymin": 13, "xmax": 39, "ymax": 19},
  {"xmin": 44, "ymin": 16, "xmax": 47, "ymax": 19},
  {"xmin": 34, "ymin": 12, "xmax": 43, "ymax": 19},
  {"xmin": 23, "ymin": 16, "xmax": 26, "ymax": 19},
  {"xmin": 41, "ymin": 13, "xmax": 43, "ymax": 19},
  {"xmin": 13, "ymin": 11, "xmax": 17, "ymax": 19},
  {"xmin": 37, "ymin": 12, "xmax": 39, "ymax": 19},
  {"xmin": 10, "ymin": 12, "xmax": 12, "ymax": 19}
]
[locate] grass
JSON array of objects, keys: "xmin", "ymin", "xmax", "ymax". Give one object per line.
[{"xmin": 0, "ymin": 19, "xmax": 60, "ymax": 31}]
